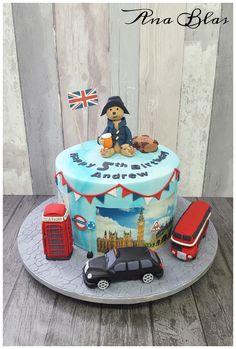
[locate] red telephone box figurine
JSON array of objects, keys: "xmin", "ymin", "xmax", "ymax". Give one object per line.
[{"xmin": 42, "ymin": 204, "xmax": 73, "ymax": 260}]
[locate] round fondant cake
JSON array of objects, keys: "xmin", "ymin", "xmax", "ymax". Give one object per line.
[{"xmin": 55, "ymin": 140, "xmax": 180, "ymax": 255}]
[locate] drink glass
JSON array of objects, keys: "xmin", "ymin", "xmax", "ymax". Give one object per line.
[{"xmin": 101, "ymin": 133, "xmax": 112, "ymax": 149}]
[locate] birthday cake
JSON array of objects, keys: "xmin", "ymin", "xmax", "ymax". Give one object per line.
[
  {"xmin": 35, "ymin": 95, "xmax": 214, "ymax": 294},
  {"xmin": 55, "ymin": 140, "xmax": 180, "ymax": 255}
]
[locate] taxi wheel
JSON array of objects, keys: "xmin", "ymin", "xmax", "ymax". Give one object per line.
[
  {"xmin": 97, "ymin": 279, "xmax": 110, "ymax": 290},
  {"xmin": 142, "ymin": 273, "xmax": 154, "ymax": 284}
]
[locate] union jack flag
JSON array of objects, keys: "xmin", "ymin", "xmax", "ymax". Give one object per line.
[{"xmin": 68, "ymin": 88, "xmax": 98, "ymax": 110}]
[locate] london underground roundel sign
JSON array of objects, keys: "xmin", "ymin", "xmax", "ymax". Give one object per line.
[{"xmin": 73, "ymin": 215, "xmax": 87, "ymax": 231}]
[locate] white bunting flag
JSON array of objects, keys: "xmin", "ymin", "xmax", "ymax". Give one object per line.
[
  {"xmin": 74, "ymin": 192, "xmax": 81, "ymax": 201},
  {"xmin": 144, "ymin": 197, "xmax": 153, "ymax": 205},
  {"xmin": 108, "ymin": 188, "xmax": 117, "ymax": 197},
  {"xmin": 63, "ymin": 194, "xmax": 70, "ymax": 210}
]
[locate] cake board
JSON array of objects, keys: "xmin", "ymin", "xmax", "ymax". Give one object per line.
[{"xmin": 17, "ymin": 197, "xmax": 218, "ymax": 305}]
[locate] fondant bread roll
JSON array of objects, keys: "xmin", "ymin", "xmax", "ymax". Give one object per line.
[{"xmin": 132, "ymin": 135, "xmax": 159, "ymax": 153}]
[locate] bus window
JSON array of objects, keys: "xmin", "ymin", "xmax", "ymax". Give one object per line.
[
  {"xmin": 183, "ymin": 235, "xmax": 191, "ymax": 241},
  {"xmin": 174, "ymin": 232, "xmax": 182, "ymax": 239}
]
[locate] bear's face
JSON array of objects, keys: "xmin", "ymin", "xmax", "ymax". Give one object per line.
[{"xmin": 106, "ymin": 106, "xmax": 124, "ymax": 121}]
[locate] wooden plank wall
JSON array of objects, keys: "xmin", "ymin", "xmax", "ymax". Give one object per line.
[
  {"xmin": 139, "ymin": 3, "xmax": 185, "ymax": 151},
  {"xmin": 3, "ymin": 4, "xmax": 32, "ymax": 194},
  {"xmin": 203, "ymin": 3, "xmax": 233, "ymax": 196},
  {"xmin": 12, "ymin": 3, "xmax": 64, "ymax": 195},
  {"xmin": 176, "ymin": 3, "xmax": 221, "ymax": 196},
  {"xmin": 109, "ymin": 3, "xmax": 140, "ymax": 135},
  {"xmin": 4, "ymin": 3, "xmax": 232, "ymax": 196},
  {"xmin": 54, "ymin": 3, "xmax": 110, "ymax": 146}
]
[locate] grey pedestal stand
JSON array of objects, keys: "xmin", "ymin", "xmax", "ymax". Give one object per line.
[{"xmin": 17, "ymin": 197, "xmax": 218, "ymax": 304}]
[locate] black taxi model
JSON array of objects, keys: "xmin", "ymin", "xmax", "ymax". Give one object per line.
[{"xmin": 83, "ymin": 246, "xmax": 163, "ymax": 290}]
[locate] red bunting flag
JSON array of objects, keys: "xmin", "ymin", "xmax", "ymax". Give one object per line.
[
  {"xmin": 122, "ymin": 187, "xmax": 133, "ymax": 198},
  {"xmin": 154, "ymin": 192, "xmax": 162, "ymax": 200},
  {"xmin": 84, "ymin": 196, "xmax": 94, "ymax": 204},
  {"xmin": 61, "ymin": 176, "xmax": 67, "ymax": 186},
  {"xmin": 175, "ymin": 169, "xmax": 180, "ymax": 181}
]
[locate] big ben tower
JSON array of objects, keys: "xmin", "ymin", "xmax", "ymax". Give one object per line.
[{"xmin": 137, "ymin": 209, "xmax": 145, "ymax": 246}]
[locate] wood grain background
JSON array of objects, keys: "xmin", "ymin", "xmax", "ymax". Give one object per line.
[{"xmin": 3, "ymin": 3, "xmax": 233, "ymax": 196}]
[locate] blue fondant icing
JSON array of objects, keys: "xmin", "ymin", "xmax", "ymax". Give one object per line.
[{"xmin": 55, "ymin": 140, "xmax": 180, "ymax": 254}]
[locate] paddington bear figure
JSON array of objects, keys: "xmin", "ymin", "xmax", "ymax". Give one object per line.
[{"xmin": 97, "ymin": 96, "xmax": 136, "ymax": 157}]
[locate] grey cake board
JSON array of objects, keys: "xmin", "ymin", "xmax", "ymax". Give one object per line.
[{"xmin": 17, "ymin": 197, "xmax": 218, "ymax": 305}]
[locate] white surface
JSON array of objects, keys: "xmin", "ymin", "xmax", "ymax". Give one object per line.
[{"xmin": 18, "ymin": 197, "xmax": 218, "ymax": 304}]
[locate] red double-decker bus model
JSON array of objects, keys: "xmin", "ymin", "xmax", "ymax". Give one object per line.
[
  {"xmin": 42, "ymin": 204, "xmax": 73, "ymax": 260},
  {"xmin": 170, "ymin": 201, "xmax": 212, "ymax": 261}
]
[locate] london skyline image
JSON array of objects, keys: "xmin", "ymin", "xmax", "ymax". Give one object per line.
[{"xmin": 96, "ymin": 193, "xmax": 175, "ymax": 243}]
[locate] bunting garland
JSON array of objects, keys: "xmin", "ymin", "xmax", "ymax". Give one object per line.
[
  {"xmin": 61, "ymin": 175, "xmax": 67, "ymax": 186},
  {"xmin": 54, "ymin": 168, "xmax": 180, "ymax": 205},
  {"xmin": 144, "ymin": 197, "xmax": 153, "ymax": 205},
  {"xmin": 84, "ymin": 196, "xmax": 94, "ymax": 204},
  {"xmin": 74, "ymin": 192, "xmax": 81, "ymax": 201},
  {"xmin": 133, "ymin": 193, "xmax": 140, "ymax": 202},
  {"xmin": 67, "ymin": 186, "xmax": 72, "ymax": 193},
  {"xmin": 122, "ymin": 187, "xmax": 133, "ymax": 198},
  {"xmin": 154, "ymin": 192, "xmax": 162, "ymax": 200},
  {"xmin": 175, "ymin": 169, "xmax": 180, "ymax": 181},
  {"xmin": 107, "ymin": 188, "xmax": 117, "ymax": 197},
  {"xmin": 96, "ymin": 195, "xmax": 105, "ymax": 204}
]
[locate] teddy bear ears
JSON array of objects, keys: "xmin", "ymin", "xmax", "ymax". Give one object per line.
[{"xmin": 100, "ymin": 96, "xmax": 130, "ymax": 116}]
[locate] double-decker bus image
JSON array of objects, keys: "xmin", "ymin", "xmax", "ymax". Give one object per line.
[
  {"xmin": 42, "ymin": 204, "xmax": 73, "ymax": 260},
  {"xmin": 170, "ymin": 201, "xmax": 212, "ymax": 261}
]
